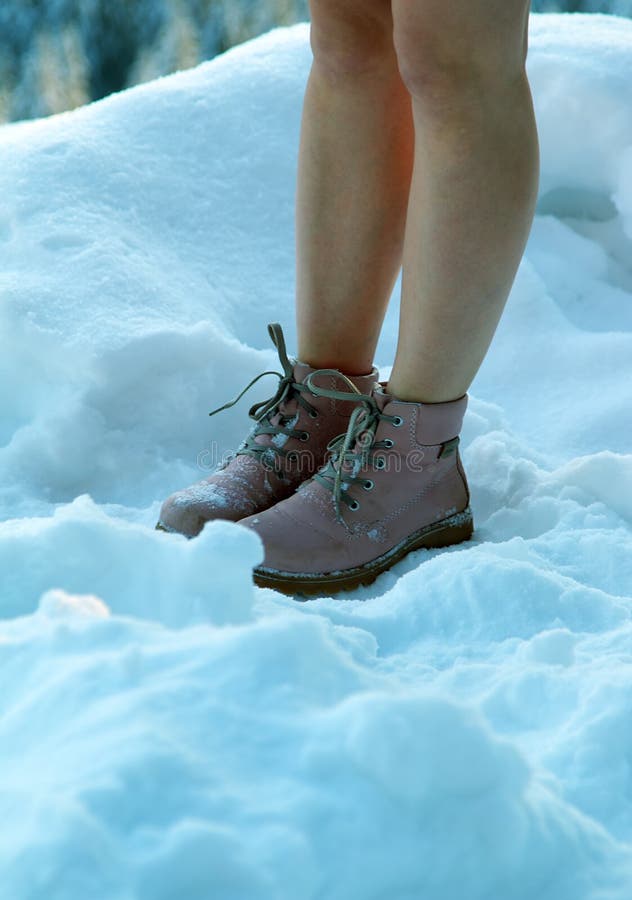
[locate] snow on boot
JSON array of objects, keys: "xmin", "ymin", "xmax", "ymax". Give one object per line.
[
  {"xmin": 241, "ymin": 378, "xmax": 472, "ymax": 595},
  {"xmin": 157, "ymin": 324, "xmax": 378, "ymax": 537}
]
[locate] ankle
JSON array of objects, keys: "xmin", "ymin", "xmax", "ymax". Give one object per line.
[
  {"xmin": 297, "ymin": 354, "xmax": 375, "ymax": 379},
  {"xmin": 385, "ymin": 374, "xmax": 466, "ymax": 406}
]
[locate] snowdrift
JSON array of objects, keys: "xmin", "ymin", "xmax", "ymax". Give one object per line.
[{"xmin": 1, "ymin": 14, "xmax": 631, "ymax": 900}]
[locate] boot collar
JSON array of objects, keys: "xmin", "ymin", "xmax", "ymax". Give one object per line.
[{"xmin": 373, "ymin": 384, "xmax": 467, "ymax": 445}]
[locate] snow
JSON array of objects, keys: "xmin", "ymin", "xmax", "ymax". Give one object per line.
[
  {"xmin": 169, "ymin": 483, "xmax": 231, "ymax": 509},
  {"xmin": 1, "ymin": 12, "xmax": 632, "ymax": 899}
]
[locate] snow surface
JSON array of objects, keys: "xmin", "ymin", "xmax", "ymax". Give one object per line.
[{"xmin": 1, "ymin": 13, "xmax": 632, "ymax": 899}]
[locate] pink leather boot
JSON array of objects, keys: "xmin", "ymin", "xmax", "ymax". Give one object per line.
[
  {"xmin": 241, "ymin": 378, "xmax": 473, "ymax": 595},
  {"xmin": 157, "ymin": 325, "xmax": 378, "ymax": 537}
]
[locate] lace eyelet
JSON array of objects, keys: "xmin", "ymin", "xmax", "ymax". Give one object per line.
[
  {"xmin": 363, "ymin": 480, "xmax": 374, "ymax": 491},
  {"xmin": 383, "ymin": 438, "xmax": 394, "ymax": 448},
  {"xmin": 287, "ymin": 451, "xmax": 299, "ymax": 463},
  {"xmin": 308, "ymin": 409, "xmax": 319, "ymax": 419},
  {"xmin": 375, "ymin": 457, "xmax": 386, "ymax": 470},
  {"xmin": 300, "ymin": 432, "xmax": 310, "ymax": 442},
  {"xmin": 392, "ymin": 416, "xmax": 404, "ymax": 427},
  {"xmin": 348, "ymin": 499, "xmax": 360, "ymax": 511}
]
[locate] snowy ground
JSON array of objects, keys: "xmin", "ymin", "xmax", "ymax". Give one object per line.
[{"xmin": 1, "ymin": 13, "xmax": 632, "ymax": 900}]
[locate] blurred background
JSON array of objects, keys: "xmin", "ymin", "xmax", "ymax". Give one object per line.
[{"xmin": 0, "ymin": 0, "xmax": 628, "ymax": 124}]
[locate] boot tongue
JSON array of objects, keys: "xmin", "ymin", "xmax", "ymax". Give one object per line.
[
  {"xmin": 297, "ymin": 361, "xmax": 379, "ymax": 394},
  {"xmin": 251, "ymin": 361, "xmax": 326, "ymax": 449},
  {"xmin": 254, "ymin": 362, "xmax": 379, "ymax": 451},
  {"xmin": 338, "ymin": 399, "xmax": 380, "ymax": 478},
  {"xmin": 372, "ymin": 383, "xmax": 392, "ymax": 412},
  {"xmin": 292, "ymin": 361, "xmax": 313, "ymax": 384},
  {"xmin": 252, "ymin": 362, "xmax": 304, "ymax": 448}
]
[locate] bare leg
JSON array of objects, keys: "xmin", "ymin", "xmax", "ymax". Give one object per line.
[
  {"xmin": 388, "ymin": 0, "xmax": 539, "ymax": 402},
  {"xmin": 296, "ymin": 0, "xmax": 414, "ymax": 375}
]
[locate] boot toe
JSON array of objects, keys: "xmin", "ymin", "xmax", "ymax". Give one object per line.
[
  {"xmin": 157, "ymin": 478, "xmax": 249, "ymax": 537},
  {"xmin": 241, "ymin": 509, "xmax": 303, "ymax": 572},
  {"xmin": 157, "ymin": 491, "xmax": 209, "ymax": 538},
  {"xmin": 241, "ymin": 504, "xmax": 351, "ymax": 576}
]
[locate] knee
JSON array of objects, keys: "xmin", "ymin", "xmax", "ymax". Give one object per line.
[
  {"xmin": 309, "ymin": 0, "xmax": 394, "ymax": 80},
  {"xmin": 392, "ymin": 1, "xmax": 528, "ymax": 108}
]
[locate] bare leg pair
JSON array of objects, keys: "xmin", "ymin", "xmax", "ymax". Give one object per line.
[{"xmin": 298, "ymin": 0, "xmax": 539, "ymax": 401}]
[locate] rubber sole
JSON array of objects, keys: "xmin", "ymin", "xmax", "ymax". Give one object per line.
[{"xmin": 253, "ymin": 507, "xmax": 474, "ymax": 597}]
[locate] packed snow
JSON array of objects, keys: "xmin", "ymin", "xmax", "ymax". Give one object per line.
[{"xmin": 1, "ymin": 13, "xmax": 632, "ymax": 899}]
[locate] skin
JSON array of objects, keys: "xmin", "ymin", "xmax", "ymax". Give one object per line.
[{"xmin": 296, "ymin": 0, "xmax": 540, "ymax": 402}]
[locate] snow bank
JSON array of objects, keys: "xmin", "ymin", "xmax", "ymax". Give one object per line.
[
  {"xmin": 1, "ymin": 14, "xmax": 632, "ymax": 900},
  {"xmin": 0, "ymin": 495, "xmax": 260, "ymax": 625}
]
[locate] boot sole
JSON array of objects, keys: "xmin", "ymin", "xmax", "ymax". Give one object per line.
[{"xmin": 253, "ymin": 507, "xmax": 474, "ymax": 597}]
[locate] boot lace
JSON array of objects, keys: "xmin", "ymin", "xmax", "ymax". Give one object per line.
[
  {"xmin": 208, "ymin": 323, "xmax": 318, "ymax": 476},
  {"xmin": 304, "ymin": 371, "xmax": 400, "ymax": 525}
]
